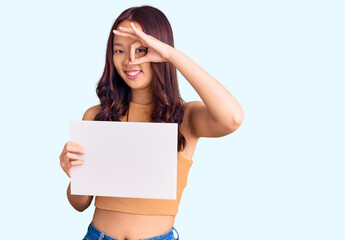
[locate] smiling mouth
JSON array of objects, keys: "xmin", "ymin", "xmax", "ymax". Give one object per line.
[{"xmin": 125, "ymin": 70, "xmax": 142, "ymax": 79}]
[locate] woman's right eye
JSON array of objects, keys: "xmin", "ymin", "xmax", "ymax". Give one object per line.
[{"xmin": 114, "ymin": 50, "xmax": 123, "ymax": 53}]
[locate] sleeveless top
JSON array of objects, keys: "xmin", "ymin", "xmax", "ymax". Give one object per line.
[{"xmin": 94, "ymin": 101, "xmax": 193, "ymax": 216}]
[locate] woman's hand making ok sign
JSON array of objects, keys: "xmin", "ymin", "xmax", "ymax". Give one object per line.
[{"xmin": 113, "ymin": 22, "xmax": 175, "ymax": 65}]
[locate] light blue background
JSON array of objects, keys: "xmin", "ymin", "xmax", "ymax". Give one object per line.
[{"xmin": 0, "ymin": 0, "xmax": 344, "ymax": 239}]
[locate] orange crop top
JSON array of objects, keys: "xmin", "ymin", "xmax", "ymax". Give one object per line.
[{"xmin": 94, "ymin": 101, "xmax": 193, "ymax": 216}]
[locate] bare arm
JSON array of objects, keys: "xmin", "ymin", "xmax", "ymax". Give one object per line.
[
  {"xmin": 67, "ymin": 181, "xmax": 93, "ymax": 212},
  {"xmin": 61, "ymin": 105, "xmax": 101, "ymax": 212},
  {"xmin": 168, "ymin": 49, "xmax": 244, "ymax": 138}
]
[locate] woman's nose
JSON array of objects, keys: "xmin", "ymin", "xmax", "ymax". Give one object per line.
[{"xmin": 122, "ymin": 53, "xmax": 131, "ymax": 66}]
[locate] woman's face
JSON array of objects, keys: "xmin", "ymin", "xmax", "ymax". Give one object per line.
[{"xmin": 113, "ymin": 20, "xmax": 154, "ymax": 93}]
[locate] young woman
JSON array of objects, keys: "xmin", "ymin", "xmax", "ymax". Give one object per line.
[{"xmin": 59, "ymin": 5, "xmax": 244, "ymax": 240}]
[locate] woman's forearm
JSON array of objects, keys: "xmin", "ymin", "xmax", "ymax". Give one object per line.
[{"xmin": 67, "ymin": 181, "xmax": 93, "ymax": 212}]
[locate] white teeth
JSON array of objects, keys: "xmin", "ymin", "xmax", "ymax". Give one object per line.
[{"xmin": 126, "ymin": 70, "xmax": 141, "ymax": 76}]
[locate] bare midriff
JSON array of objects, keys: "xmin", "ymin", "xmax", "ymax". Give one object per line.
[{"xmin": 92, "ymin": 208, "xmax": 175, "ymax": 240}]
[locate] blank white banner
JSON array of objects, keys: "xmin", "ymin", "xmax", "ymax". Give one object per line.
[{"xmin": 70, "ymin": 120, "xmax": 177, "ymax": 199}]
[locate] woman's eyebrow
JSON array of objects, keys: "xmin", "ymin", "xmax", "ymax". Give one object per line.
[{"xmin": 113, "ymin": 43, "xmax": 123, "ymax": 46}]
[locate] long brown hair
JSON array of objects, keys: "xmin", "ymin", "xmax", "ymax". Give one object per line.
[{"xmin": 94, "ymin": 5, "xmax": 186, "ymax": 151}]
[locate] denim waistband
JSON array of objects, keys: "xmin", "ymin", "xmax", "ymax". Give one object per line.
[{"xmin": 85, "ymin": 221, "xmax": 179, "ymax": 240}]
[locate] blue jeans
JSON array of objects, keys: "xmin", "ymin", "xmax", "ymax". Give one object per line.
[{"xmin": 82, "ymin": 222, "xmax": 179, "ymax": 240}]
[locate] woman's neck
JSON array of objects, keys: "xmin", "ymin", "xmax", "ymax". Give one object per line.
[{"xmin": 130, "ymin": 89, "xmax": 154, "ymax": 105}]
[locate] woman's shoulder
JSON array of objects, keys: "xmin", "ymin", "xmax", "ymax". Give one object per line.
[{"xmin": 82, "ymin": 104, "xmax": 102, "ymax": 120}]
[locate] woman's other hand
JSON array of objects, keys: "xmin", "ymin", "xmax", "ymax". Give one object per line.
[
  {"xmin": 113, "ymin": 22, "xmax": 174, "ymax": 64},
  {"xmin": 59, "ymin": 141, "xmax": 85, "ymax": 178}
]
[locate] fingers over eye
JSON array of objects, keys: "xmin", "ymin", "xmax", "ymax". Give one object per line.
[
  {"xmin": 131, "ymin": 26, "xmax": 147, "ymax": 39},
  {"xmin": 130, "ymin": 41, "xmax": 144, "ymax": 61},
  {"xmin": 119, "ymin": 23, "xmax": 146, "ymax": 38},
  {"xmin": 118, "ymin": 26, "xmax": 135, "ymax": 33},
  {"xmin": 113, "ymin": 30, "xmax": 137, "ymax": 40},
  {"xmin": 130, "ymin": 22, "xmax": 140, "ymax": 33}
]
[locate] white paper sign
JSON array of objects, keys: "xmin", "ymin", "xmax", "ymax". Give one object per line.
[{"xmin": 70, "ymin": 120, "xmax": 177, "ymax": 199}]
